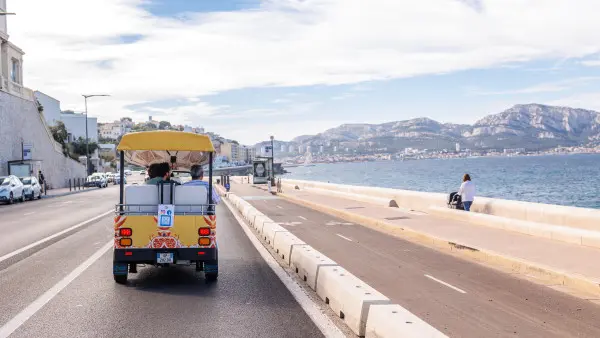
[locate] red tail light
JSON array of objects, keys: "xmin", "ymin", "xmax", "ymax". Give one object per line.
[
  {"xmin": 119, "ymin": 228, "xmax": 132, "ymax": 237},
  {"xmin": 198, "ymin": 228, "xmax": 210, "ymax": 236}
]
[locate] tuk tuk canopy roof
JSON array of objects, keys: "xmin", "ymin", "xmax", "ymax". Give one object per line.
[
  {"xmin": 117, "ymin": 131, "xmax": 215, "ymax": 152},
  {"xmin": 117, "ymin": 131, "xmax": 215, "ymax": 169}
]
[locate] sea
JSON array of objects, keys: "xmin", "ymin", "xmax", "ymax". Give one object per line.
[{"xmin": 282, "ymin": 153, "xmax": 600, "ymax": 209}]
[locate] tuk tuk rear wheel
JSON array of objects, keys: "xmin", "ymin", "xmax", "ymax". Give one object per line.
[
  {"xmin": 114, "ymin": 274, "xmax": 127, "ymax": 284},
  {"xmin": 205, "ymin": 272, "xmax": 218, "ymax": 281}
]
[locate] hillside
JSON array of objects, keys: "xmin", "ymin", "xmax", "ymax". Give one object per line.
[{"xmin": 285, "ymin": 104, "xmax": 600, "ymax": 151}]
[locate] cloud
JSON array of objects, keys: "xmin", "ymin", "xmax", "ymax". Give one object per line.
[
  {"xmin": 469, "ymin": 77, "xmax": 600, "ymax": 96},
  {"xmin": 9, "ymin": 0, "xmax": 600, "ymax": 143}
]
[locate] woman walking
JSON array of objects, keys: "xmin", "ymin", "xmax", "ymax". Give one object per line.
[{"xmin": 458, "ymin": 174, "xmax": 475, "ymax": 211}]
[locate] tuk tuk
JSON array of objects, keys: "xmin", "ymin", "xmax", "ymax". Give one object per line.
[{"xmin": 113, "ymin": 131, "xmax": 218, "ymax": 284}]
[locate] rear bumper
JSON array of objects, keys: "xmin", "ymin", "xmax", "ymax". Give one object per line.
[{"xmin": 113, "ymin": 248, "xmax": 217, "ymax": 264}]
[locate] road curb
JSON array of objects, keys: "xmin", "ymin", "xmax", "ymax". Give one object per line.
[
  {"xmin": 278, "ymin": 192, "xmax": 600, "ymax": 298},
  {"xmin": 42, "ymin": 187, "xmax": 102, "ymax": 199}
]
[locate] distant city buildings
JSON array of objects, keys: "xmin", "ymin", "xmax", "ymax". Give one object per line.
[
  {"xmin": 455, "ymin": 143, "xmax": 461, "ymax": 152},
  {"xmin": 289, "ymin": 145, "xmax": 295, "ymax": 153}
]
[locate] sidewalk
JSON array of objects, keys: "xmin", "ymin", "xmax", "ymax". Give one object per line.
[
  {"xmin": 42, "ymin": 186, "xmax": 101, "ymax": 199},
  {"xmin": 229, "ymin": 181, "xmax": 600, "ymax": 298}
]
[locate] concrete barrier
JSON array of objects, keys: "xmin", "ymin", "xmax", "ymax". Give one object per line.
[
  {"xmin": 365, "ymin": 304, "xmax": 447, "ymax": 338},
  {"xmin": 316, "ymin": 265, "xmax": 390, "ymax": 336},
  {"xmin": 273, "ymin": 232, "xmax": 308, "ymax": 265},
  {"xmin": 290, "ymin": 245, "xmax": 338, "ymax": 291},
  {"xmin": 253, "ymin": 215, "xmax": 272, "ymax": 232},
  {"xmin": 262, "ymin": 222, "xmax": 288, "ymax": 246}
]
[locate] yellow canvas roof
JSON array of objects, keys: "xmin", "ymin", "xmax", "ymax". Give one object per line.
[
  {"xmin": 117, "ymin": 131, "xmax": 215, "ymax": 152},
  {"xmin": 117, "ymin": 131, "xmax": 215, "ymax": 169}
]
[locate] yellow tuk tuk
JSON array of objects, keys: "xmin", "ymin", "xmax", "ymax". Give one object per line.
[{"xmin": 113, "ymin": 131, "xmax": 218, "ymax": 284}]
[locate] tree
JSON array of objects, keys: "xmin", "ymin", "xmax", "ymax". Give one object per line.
[
  {"xmin": 71, "ymin": 137, "xmax": 99, "ymax": 156},
  {"xmin": 49, "ymin": 121, "xmax": 69, "ymax": 156},
  {"xmin": 159, "ymin": 121, "xmax": 171, "ymax": 130},
  {"xmin": 121, "ymin": 117, "xmax": 132, "ymax": 122}
]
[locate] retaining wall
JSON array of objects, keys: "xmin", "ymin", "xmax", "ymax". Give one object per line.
[{"xmin": 0, "ymin": 90, "xmax": 86, "ymax": 188}]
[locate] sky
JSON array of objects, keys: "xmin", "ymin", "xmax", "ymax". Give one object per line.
[{"xmin": 9, "ymin": 0, "xmax": 600, "ymax": 145}]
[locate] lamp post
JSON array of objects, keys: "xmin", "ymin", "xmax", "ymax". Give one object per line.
[
  {"xmin": 82, "ymin": 94, "xmax": 110, "ymax": 175},
  {"xmin": 270, "ymin": 135, "xmax": 275, "ymax": 186}
]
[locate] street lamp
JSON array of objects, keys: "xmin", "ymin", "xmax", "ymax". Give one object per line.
[
  {"xmin": 270, "ymin": 135, "xmax": 275, "ymax": 186},
  {"xmin": 82, "ymin": 94, "xmax": 110, "ymax": 175}
]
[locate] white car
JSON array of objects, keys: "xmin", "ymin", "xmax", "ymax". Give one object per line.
[
  {"xmin": 86, "ymin": 173, "xmax": 108, "ymax": 188},
  {"xmin": 0, "ymin": 175, "xmax": 25, "ymax": 204},
  {"xmin": 19, "ymin": 176, "xmax": 42, "ymax": 200}
]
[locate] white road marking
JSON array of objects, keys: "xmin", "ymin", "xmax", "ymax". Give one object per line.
[
  {"xmin": 336, "ymin": 234, "xmax": 353, "ymax": 242},
  {"xmin": 23, "ymin": 212, "xmax": 35, "ymax": 216},
  {"xmin": 298, "ymin": 216, "xmax": 307, "ymax": 221},
  {"xmin": 425, "ymin": 274, "xmax": 467, "ymax": 294},
  {"xmin": 0, "ymin": 240, "xmax": 112, "ymax": 338},
  {"xmin": 276, "ymin": 205, "xmax": 283, "ymax": 209},
  {"xmin": 0, "ymin": 210, "xmax": 113, "ymax": 264},
  {"xmin": 278, "ymin": 221, "xmax": 302, "ymax": 227},
  {"xmin": 326, "ymin": 221, "xmax": 354, "ymax": 226},
  {"xmin": 222, "ymin": 197, "xmax": 345, "ymax": 338}
]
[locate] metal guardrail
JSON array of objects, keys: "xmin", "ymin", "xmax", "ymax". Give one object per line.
[{"xmin": 115, "ymin": 204, "xmax": 216, "ymax": 216}]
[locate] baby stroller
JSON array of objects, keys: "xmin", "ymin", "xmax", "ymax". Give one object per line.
[{"xmin": 448, "ymin": 192, "xmax": 464, "ymax": 210}]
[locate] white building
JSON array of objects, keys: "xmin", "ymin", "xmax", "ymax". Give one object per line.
[
  {"xmin": 0, "ymin": 0, "xmax": 33, "ymax": 102},
  {"xmin": 34, "ymin": 91, "xmax": 61, "ymax": 127},
  {"xmin": 319, "ymin": 145, "xmax": 324, "ymax": 153},
  {"xmin": 281, "ymin": 144, "xmax": 286, "ymax": 152},
  {"xmin": 61, "ymin": 112, "xmax": 98, "ymax": 143},
  {"xmin": 288, "ymin": 145, "xmax": 295, "ymax": 153},
  {"xmin": 99, "ymin": 121, "xmax": 127, "ymax": 140},
  {"xmin": 455, "ymin": 143, "xmax": 461, "ymax": 152}
]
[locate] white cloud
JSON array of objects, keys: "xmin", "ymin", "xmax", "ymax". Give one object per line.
[
  {"xmin": 9, "ymin": 0, "xmax": 600, "ymax": 143},
  {"xmin": 469, "ymin": 77, "xmax": 600, "ymax": 96}
]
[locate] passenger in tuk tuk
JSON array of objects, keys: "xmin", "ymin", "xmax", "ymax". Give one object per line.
[
  {"xmin": 183, "ymin": 164, "xmax": 220, "ymax": 204},
  {"xmin": 145, "ymin": 162, "xmax": 171, "ymax": 185}
]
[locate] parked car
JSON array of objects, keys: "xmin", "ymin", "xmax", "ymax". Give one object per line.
[
  {"xmin": 0, "ymin": 175, "xmax": 25, "ymax": 204},
  {"xmin": 19, "ymin": 176, "xmax": 42, "ymax": 200},
  {"xmin": 114, "ymin": 175, "xmax": 126, "ymax": 185},
  {"xmin": 86, "ymin": 173, "xmax": 108, "ymax": 188},
  {"xmin": 105, "ymin": 172, "xmax": 115, "ymax": 183}
]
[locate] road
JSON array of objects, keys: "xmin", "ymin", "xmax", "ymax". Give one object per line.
[
  {"xmin": 0, "ymin": 187, "xmax": 325, "ymax": 338},
  {"xmin": 241, "ymin": 190, "xmax": 600, "ymax": 338}
]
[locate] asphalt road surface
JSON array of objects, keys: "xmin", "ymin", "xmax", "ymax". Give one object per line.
[
  {"xmin": 0, "ymin": 188, "xmax": 324, "ymax": 338},
  {"xmin": 243, "ymin": 192, "xmax": 600, "ymax": 338}
]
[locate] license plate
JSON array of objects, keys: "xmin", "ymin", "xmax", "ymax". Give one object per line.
[{"xmin": 156, "ymin": 253, "xmax": 174, "ymax": 263}]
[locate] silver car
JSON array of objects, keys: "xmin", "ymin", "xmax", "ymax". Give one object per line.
[
  {"xmin": 20, "ymin": 176, "xmax": 42, "ymax": 200},
  {"xmin": 0, "ymin": 175, "xmax": 25, "ymax": 204}
]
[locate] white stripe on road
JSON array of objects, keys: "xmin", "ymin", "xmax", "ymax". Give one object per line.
[
  {"xmin": 23, "ymin": 212, "xmax": 35, "ymax": 216},
  {"xmin": 0, "ymin": 240, "xmax": 113, "ymax": 338},
  {"xmin": 0, "ymin": 210, "xmax": 113, "ymax": 264},
  {"xmin": 425, "ymin": 274, "xmax": 467, "ymax": 294},
  {"xmin": 276, "ymin": 205, "xmax": 283, "ymax": 209},
  {"xmin": 222, "ymin": 197, "xmax": 345, "ymax": 338},
  {"xmin": 298, "ymin": 216, "xmax": 307, "ymax": 221},
  {"xmin": 336, "ymin": 234, "xmax": 353, "ymax": 242}
]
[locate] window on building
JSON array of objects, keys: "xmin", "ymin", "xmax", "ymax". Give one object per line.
[{"xmin": 11, "ymin": 58, "xmax": 20, "ymax": 84}]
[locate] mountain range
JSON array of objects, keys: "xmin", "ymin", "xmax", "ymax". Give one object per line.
[{"xmin": 287, "ymin": 104, "xmax": 600, "ymax": 151}]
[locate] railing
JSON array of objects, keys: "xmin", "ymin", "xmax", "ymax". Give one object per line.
[{"xmin": 115, "ymin": 204, "xmax": 216, "ymax": 216}]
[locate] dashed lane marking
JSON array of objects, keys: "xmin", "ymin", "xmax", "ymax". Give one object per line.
[
  {"xmin": 336, "ymin": 234, "xmax": 353, "ymax": 242},
  {"xmin": 425, "ymin": 274, "xmax": 467, "ymax": 294},
  {"xmin": 0, "ymin": 241, "xmax": 113, "ymax": 338}
]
